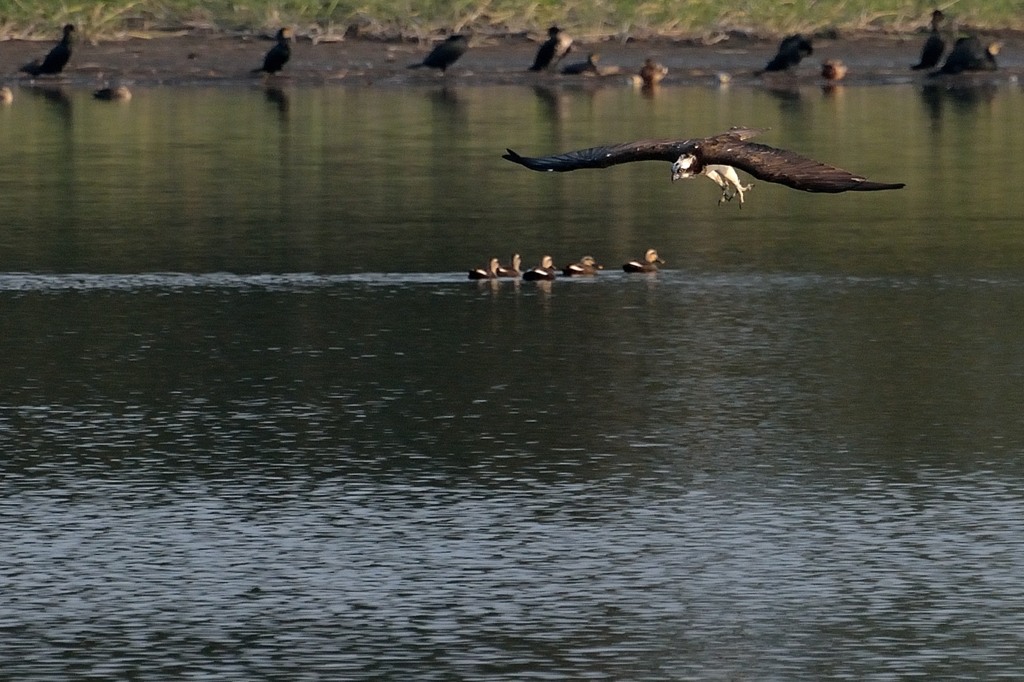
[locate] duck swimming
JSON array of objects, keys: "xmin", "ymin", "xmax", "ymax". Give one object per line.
[
  {"xmin": 623, "ymin": 249, "xmax": 664, "ymax": 273},
  {"xmin": 468, "ymin": 257, "xmax": 500, "ymax": 280},
  {"xmin": 522, "ymin": 255, "xmax": 557, "ymax": 281},
  {"xmin": 562, "ymin": 256, "xmax": 603, "ymax": 276}
]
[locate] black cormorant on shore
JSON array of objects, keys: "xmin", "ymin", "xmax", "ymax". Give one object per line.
[
  {"xmin": 911, "ymin": 10, "xmax": 946, "ymax": 70},
  {"xmin": 529, "ymin": 27, "xmax": 573, "ymax": 72},
  {"xmin": 409, "ymin": 35, "xmax": 469, "ymax": 73},
  {"xmin": 936, "ymin": 36, "xmax": 1000, "ymax": 74},
  {"xmin": 253, "ymin": 28, "xmax": 293, "ymax": 75},
  {"xmin": 21, "ymin": 24, "xmax": 74, "ymax": 76},
  {"xmin": 503, "ymin": 128, "xmax": 905, "ymax": 208},
  {"xmin": 757, "ymin": 34, "xmax": 813, "ymax": 74}
]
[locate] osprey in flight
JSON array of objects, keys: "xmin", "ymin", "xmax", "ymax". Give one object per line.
[{"xmin": 502, "ymin": 128, "xmax": 905, "ymax": 207}]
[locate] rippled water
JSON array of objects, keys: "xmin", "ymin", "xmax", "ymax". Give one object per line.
[{"xmin": 3, "ymin": 83, "xmax": 1024, "ymax": 679}]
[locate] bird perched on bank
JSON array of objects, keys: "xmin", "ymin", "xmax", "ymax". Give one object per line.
[
  {"xmin": 93, "ymin": 85, "xmax": 132, "ymax": 101},
  {"xmin": 497, "ymin": 254, "xmax": 522, "ymax": 278},
  {"xmin": 468, "ymin": 257, "xmax": 500, "ymax": 280},
  {"xmin": 253, "ymin": 27, "xmax": 293, "ymax": 75},
  {"xmin": 409, "ymin": 34, "xmax": 469, "ymax": 74},
  {"xmin": 936, "ymin": 36, "xmax": 1000, "ymax": 74},
  {"xmin": 638, "ymin": 58, "xmax": 668, "ymax": 87},
  {"xmin": 623, "ymin": 249, "xmax": 664, "ymax": 273},
  {"xmin": 912, "ymin": 10, "xmax": 946, "ymax": 70},
  {"xmin": 21, "ymin": 24, "xmax": 75, "ymax": 77},
  {"xmin": 529, "ymin": 26, "xmax": 573, "ymax": 72},
  {"xmin": 522, "ymin": 255, "xmax": 557, "ymax": 281},
  {"xmin": 820, "ymin": 59, "xmax": 847, "ymax": 82},
  {"xmin": 563, "ymin": 256, "xmax": 603, "ymax": 276},
  {"xmin": 503, "ymin": 127, "xmax": 905, "ymax": 208},
  {"xmin": 757, "ymin": 34, "xmax": 813, "ymax": 74}
]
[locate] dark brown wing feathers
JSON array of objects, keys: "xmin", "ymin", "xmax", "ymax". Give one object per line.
[
  {"xmin": 503, "ymin": 139, "xmax": 697, "ymax": 172},
  {"xmin": 503, "ymin": 128, "xmax": 904, "ymax": 194},
  {"xmin": 502, "ymin": 128, "xmax": 765, "ymax": 173},
  {"xmin": 698, "ymin": 139, "xmax": 905, "ymax": 193}
]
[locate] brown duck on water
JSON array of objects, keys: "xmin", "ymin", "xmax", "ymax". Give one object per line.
[
  {"xmin": 638, "ymin": 58, "xmax": 669, "ymax": 87},
  {"xmin": 522, "ymin": 255, "xmax": 557, "ymax": 281},
  {"xmin": 496, "ymin": 254, "xmax": 522, "ymax": 278},
  {"xmin": 562, "ymin": 256, "xmax": 603, "ymax": 276},
  {"xmin": 623, "ymin": 249, "xmax": 664, "ymax": 273},
  {"xmin": 468, "ymin": 257, "xmax": 500, "ymax": 280},
  {"xmin": 93, "ymin": 85, "xmax": 132, "ymax": 101}
]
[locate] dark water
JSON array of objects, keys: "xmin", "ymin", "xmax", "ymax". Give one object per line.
[{"xmin": 2, "ymin": 82, "xmax": 1024, "ymax": 679}]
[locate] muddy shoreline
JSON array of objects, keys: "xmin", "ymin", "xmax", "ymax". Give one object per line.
[{"xmin": 2, "ymin": 32, "xmax": 1021, "ymax": 88}]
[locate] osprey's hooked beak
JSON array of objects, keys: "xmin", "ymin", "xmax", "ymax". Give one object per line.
[{"xmin": 671, "ymin": 154, "xmax": 696, "ymax": 181}]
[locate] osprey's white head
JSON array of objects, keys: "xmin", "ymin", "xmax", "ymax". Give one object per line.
[{"xmin": 671, "ymin": 153, "xmax": 698, "ymax": 181}]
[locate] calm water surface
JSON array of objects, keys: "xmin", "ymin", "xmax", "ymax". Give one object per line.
[{"xmin": 2, "ymin": 82, "xmax": 1024, "ymax": 679}]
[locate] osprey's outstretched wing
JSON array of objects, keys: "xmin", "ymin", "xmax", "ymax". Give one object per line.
[
  {"xmin": 503, "ymin": 128, "xmax": 904, "ymax": 194},
  {"xmin": 503, "ymin": 139, "xmax": 696, "ymax": 172},
  {"xmin": 502, "ymin": 128, "xmax": 764, "ymax": 172},
  {"xmin": 697, "ymin": 138, "xmax": 906, "ymax": 193}
]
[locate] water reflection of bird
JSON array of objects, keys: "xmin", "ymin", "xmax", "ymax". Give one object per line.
[
  {"xmin": 563, "ymin": 256, "xmax": 603, "ymax": 276},
  {"xmin": 919, "ymin": 81, "xmax": 997, "ymax": 123},
  {"xmin": 503, "ymin": 127, "xmax": 906, "ymax": 208},
  {"xmin": 522, "ymin": 255, "xmax": 557, "ymax": 281},
  {"xmin": 757, "ymin": 34, "xmax": 813, "ymax": 74},
  {"xmin": 264, "ymin": 86, "xmax": 289, "ymax": 114},
  {"xmin": 253, "ymin": 27, "xmax": 293, "ymax": 75},
  {"xmin": 529, "ymin": 26, "xmax": 572, "ymax": 72},
  {"xmin": 21, "ymin": 24, "xmax": 75, "ymax": 76},
  {"xmin": 936, "ymin": 37, "xmax": 1000, "ymax": 74},
  {"xmin": 497, "ymin": 254, "xmax": 522, "ymax": 278},
  {"xmin": 820, "ymin": 59, "xmax": 847, "ymax": 82},
  {"xmin": 912, "ymin": 10, "xmax": 946, "ymax": 70},
  {"xmin": 623, "ymin": 249, "xmax": 664, "ymax": 273},
  {"xmin": 409, "ymin": 35, "xmax": 468, "ymax": 74},
  {"xmin": 0, "ymin": 86, "xmax": 12, "ymax": 104},
  {"xmin": 93, "ymin": 85, "xmax": 132, "ymax": 101},
  {"xmin": 469, "ymin": 257, "xmax": 500, "ymax": 280}
]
